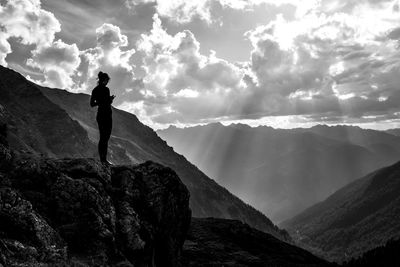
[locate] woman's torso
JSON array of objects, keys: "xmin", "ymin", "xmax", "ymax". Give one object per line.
[{"xmin": 93, "ymin": 85, "xmax": 112, "ymax": 116}]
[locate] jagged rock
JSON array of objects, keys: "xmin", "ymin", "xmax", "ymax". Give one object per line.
[
  {"xmin": 0, "ymin": 187, "xmax": 67, "ymax": 266},
  {"xmin": 0, "ymin": 106, "xmax": 11, "ymax": 173},
  {"xmin": 112, "ymin": 163, "xmax": 191, "ymax": 266},
  {"xmin": 0, "ymin": 155, "xmax": 191, "ymax": 266}
]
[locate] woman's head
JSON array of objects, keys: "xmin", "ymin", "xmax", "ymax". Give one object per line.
[{"xmin": 98, "ymin": 71, "xmax": 110, "ymax": 85}]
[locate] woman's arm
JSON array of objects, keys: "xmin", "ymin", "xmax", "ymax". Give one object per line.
[
  {"xmin": 110, "ymin": 94, "xmax": 116, "ymax": 104},
  {"xmin": 90, "ymin": 90, "xmax": 98, "ymax": 107}
]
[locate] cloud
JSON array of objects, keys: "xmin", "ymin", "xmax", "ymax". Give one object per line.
[
  {"xmin": 0, "ymin": 32, "xmax": 11, "ymax": 66},
  {"xmin": 26, "ymin": 40, "xmax": 81, "ymax": 88},
  {"xmin": 121, "ymin": 14, "xmax": 248, "ymax": 126},
  {"xmin": 96, "ymin": 23, "xmax": 129, "ymax": 50},
  {"xmin": 0, "ymin": 0, "xmax": 60, "ymax": 47},
  {"xmin": 126, "ymin": 0, "xmax": 214, "ymax": 24},
  {"xmin": 0, "ymin": 0, "xmax": 61, "ymax": 66},
  {"xmin": 237, "ymin": 2, "xmax": 400, "ymax": 121},
  {"xmin": 116, "ymin": 4, "xmax": 400, "ymax": 128},
  {"xmin": 0, "ymin": 0, "xmax": 83, "ymax": 89},
  {"xmin": 125, "ymin": 0, "xmax": 319, "ymax": 25},
  {"xmin": 3, "ymin": 0, "xmax": 400, "ymax": 129}
]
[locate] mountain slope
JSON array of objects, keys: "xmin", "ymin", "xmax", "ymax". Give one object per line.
[
  {"xmin": 182, "ymin": 218, "xmax": 333, "ymax": 267},
  {"xmin": 158, "ymin": 123, "xmax": 398, "ymax": 222},
  {"xmin": 0, "ymin": 65, "xmax": 288, "ymax": 241},
  {"xmin": 281, "ymin": 161, "xmax": 400, "ymax": 262},
  {"xmin": 0, "ymin": 66, "xmax": 94, "ymax": 158},
  {"xmin": 343, "ymin": 238, "xmax": 400, "ymax": 267},
  {"xmin": 385, "ymin": 128, "xmax": 400, "ymax": 136}
]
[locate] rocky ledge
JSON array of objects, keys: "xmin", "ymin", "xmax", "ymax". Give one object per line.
[{"xmin": 0, "ymin": 123, "xmax": 191, "ymax": 266}]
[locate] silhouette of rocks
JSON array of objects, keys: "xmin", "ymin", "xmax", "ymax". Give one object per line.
[{"xmin": 0, "ymin": 149, "xmax": 191, "ymax": 266}]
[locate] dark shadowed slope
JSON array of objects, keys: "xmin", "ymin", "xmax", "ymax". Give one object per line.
[
  {"xmin": 158, "ymin": 123, "xmax": 398, "ymax": 222},
  {"xmin": 385, "ymin": 128, "xmax": 400, "ymax": 136},
  {"xmin": 0, "ymin": 66, "xmax": 95, "ymax": 158},
  {"xmin": 282, "ymin": 161, "xmax": 400, "ymax": 263},
  {"xmin": 343, "ymin": 238, "xmax": 400, "ymax": 267},
  {"xmin": 182, "ymin": 218, "xmax": 333, "ymax": 267},
  {"xmin": 0, "ymin": 65, "xmax": 289, "ymax": 241}
]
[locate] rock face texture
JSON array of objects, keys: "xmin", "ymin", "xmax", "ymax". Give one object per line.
[
  {"xmin": 182, "ymin": 218, "xmax": 332, "ymax": 267},
  {"xmin": 0, "ymin": 123, "xmax": 191, "ymax": 266}
]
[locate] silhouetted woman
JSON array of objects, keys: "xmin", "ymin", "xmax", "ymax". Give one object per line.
[{"xmin": 90, "ymin": 71, "xmax": 115, "ymax": 165}]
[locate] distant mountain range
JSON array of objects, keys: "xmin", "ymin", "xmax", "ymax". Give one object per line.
[
  {"xmin": 0, "ymin": 65, "xmax": 288, "ymax": 241},
  {"xmin": 281, "ymin": 160, "xmax": 400, "ymax": 262},
  {"xmin": 385, "ymin": 128, "xmax": 400, "ymax": 136},
  {"xmin": 158, "ymin": 123, "xmax": 400, "ymax": 222}
]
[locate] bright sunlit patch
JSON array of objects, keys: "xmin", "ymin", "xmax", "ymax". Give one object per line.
[
  {"xmin": 222, "ymin": 115, "xmax": 317, "ymax": 129},
  {"xmin": 337, "ymin": 93, "xmax": 355, "ymax": 100},
  {"xmin": 378, "ymin": 96, "xmax": 388, "ymax": 102},
  {"xmin": 332, "ymin": 82, "xmax": 357, "ymax": 100},
  {"xmin": 329, "ymin": 61, "xmax": 345, "ymax": 76},
  {"xmin": 173, "ymin": 88, "xmax": 200, "ymax": 98},
  {"xmin": 289, "ymin": 90, "xmax": 317, "ymax": 100},
  {"xmin": 140, "ymin": 89, "xmax": 156, "ymax": 98}
]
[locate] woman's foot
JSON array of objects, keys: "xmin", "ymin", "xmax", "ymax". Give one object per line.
[{"xmin": 101, "ymin": 159, "xmax": 112, "ymax": 166}]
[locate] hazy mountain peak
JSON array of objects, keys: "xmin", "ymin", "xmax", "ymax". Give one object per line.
[{"xmin": 158, "ymin": 121, "xmax": 400, "ymax": 223}]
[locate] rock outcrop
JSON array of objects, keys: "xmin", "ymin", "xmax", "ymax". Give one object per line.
[{"xmin": 0, "ymin": 123, "xmax": 191, "ymax": 266}]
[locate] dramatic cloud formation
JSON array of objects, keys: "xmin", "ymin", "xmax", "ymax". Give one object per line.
[
  {"xmin": 0, "ymin": 0, "xmax": 60, "ymax": 64},
  {"xmin": 79, "ymin": 23, "xmax": 136, "ymax": 93},
  {"xmin": 2, "ymin": 0, "xmax": 400, "ymax": 129},
  {"xmin": 0, "ymin": 0, "xmax": 60, "ymax": 47},
  {"xmin": 0, "ymin": 31, "xmax": 11, "ymax": 66},
  {"xmin": 27, "ymin": 40, "xmax": 80, "ymax": 88},
  {"xmin": 118, "ymin": 14, "xmax": 248, "ymax": 125},
  {"xmin": 0, "ymin": 0, "xmax": 82, "ymax": 88},
  {"xmin": 125, "ymin": 0, "xmax": 318, "ymax": 24}
]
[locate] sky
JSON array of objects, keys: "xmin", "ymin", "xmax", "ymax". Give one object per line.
[{"xmin": 2, "ymin": 0, "xmax": 400, "ymax": 130}]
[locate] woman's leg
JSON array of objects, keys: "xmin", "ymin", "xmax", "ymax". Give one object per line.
[{"xmin": 97, "ymin": 116, "xmax": 112, "ymax": 162}]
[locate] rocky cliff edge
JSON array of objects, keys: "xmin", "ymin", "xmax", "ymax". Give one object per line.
[{"xmin": 0, "ymin": 114, "xmax": 191, "ymax": 267}]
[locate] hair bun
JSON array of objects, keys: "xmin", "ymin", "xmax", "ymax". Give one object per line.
[{"xmin": 97, "ymin": 71, "xmax": 110, "ymax": 82}]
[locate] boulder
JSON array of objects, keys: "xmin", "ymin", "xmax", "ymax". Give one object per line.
[{"xmin": 0, "ymin": 155, "xmax": 191, "ymax": 266}]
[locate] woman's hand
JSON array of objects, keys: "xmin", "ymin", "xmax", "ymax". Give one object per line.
[{"xmin": 110, "ymin": 95, "xmax": 116, "ymax": 104}]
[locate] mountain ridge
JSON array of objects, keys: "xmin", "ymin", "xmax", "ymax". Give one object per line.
[{"xmin": 158, "ymin": 122, "xmax": 400, "ymax": 222}]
